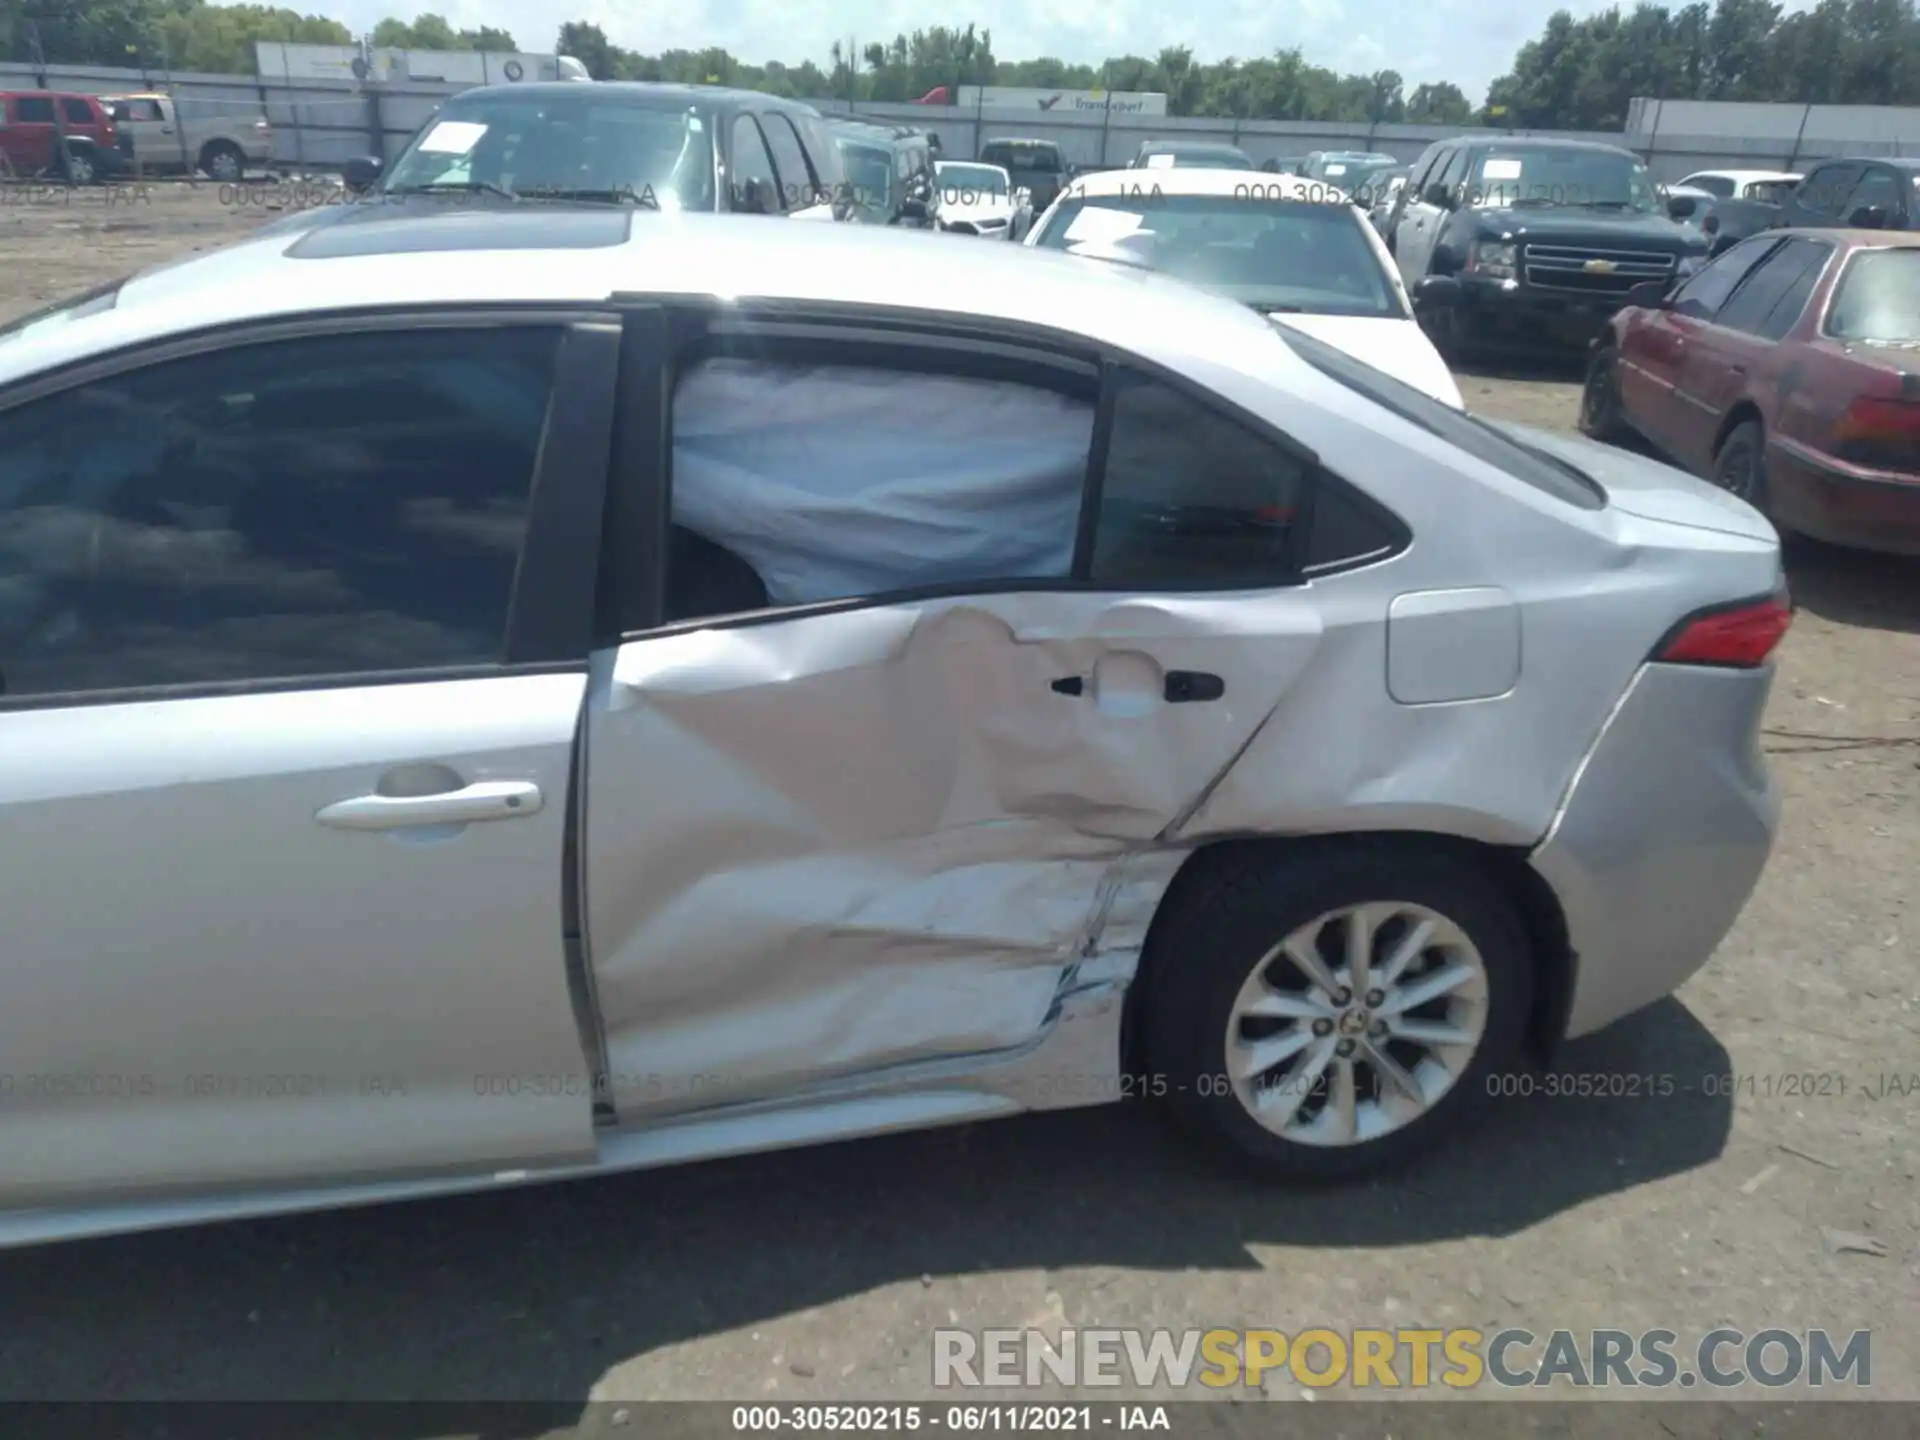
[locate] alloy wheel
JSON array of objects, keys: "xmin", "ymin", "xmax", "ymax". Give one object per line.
[{"xmin": 1223, "ymin": 901, "xmax": 1490, "ymax": 1148}]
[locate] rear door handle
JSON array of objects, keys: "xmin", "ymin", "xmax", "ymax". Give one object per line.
[
  {"xmin": 1164, "ymin": 671, "xmax": 1226, "ymax": 703},
  {"xmin": 316, "ymin": 780, "xmax": 543, "ymax": 832}
]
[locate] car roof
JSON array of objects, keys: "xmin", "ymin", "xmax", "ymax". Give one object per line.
[
  {"xmin": 1066, "ymin": 168, "xmax": 1326, "ymax": 198},
  {"xmin": 1781, "ymin": 228, "xmax": 1920, "ymax": 249},
  {"xmin": 1683, "ymin": 169, "xmax": 1799, "ymax": 181},
  {"xmin": 830, "ymin": 120, "xmax": 915, "ymax": 146},
  {"xmin": 1141, "ymin": 141, "xmax": 1247, "ymax": 152},
  {"xmin": 982, "ymin": 137, "xmax": 1060, "ymax": 150},
  {"xmin": 447, "ymin": 81, "xmax": 822, "ymax": 115},
  {"xmin": 1808, "ymin": 156, "xmax": 1920, "ymax": 172},
  {"xmin": 1454, "ymin": 136, "xmax": 1638, "ymax": 157},
  {"xmin": 0, "ymin": 211, "xmax": 1305, "ymax": 396}
]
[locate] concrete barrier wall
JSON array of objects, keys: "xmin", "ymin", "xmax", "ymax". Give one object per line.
[{"xmin": 7, "ymin": 60, "xmax": 1919, "ymax": 179}]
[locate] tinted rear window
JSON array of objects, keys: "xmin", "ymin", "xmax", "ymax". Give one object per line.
[{"xmin": 1280, "ymin": 326, "xmax": 1606, "ymax": 510}]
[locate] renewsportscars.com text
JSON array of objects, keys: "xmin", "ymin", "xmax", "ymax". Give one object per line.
[{"xmin": 932, "ymin": 1326, "xmax": 1872, "ymax": 1390}]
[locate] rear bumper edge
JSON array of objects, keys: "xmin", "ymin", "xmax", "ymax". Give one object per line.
[{"xmin": 1530, "ymin": 662, "xmax": 1780, "ymax": 1040}]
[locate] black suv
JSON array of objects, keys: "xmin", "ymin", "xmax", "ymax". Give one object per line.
[
  {"xmin": 1383, "ymin": 136, "xmax": 1705, "ymax": 356},
  {"xmin": 979, "ymin": 137, "xmax": 1071, "ymax": 214},
  {"xmin": 262, "ymin": 83, "xmax": 852, "ymax": 239},
  {"xmin": 829, "ymin": 119, "xmax": 939, "ymax": 228}
]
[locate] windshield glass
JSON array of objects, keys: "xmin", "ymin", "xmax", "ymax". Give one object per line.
[
  {"xmin": 0, "ymin": 278, "xmax": 124, "ymax": 349},
  {"xmin": 1144, "ymin": 148, "xmax": 1254, "ymax": 170},
  {"xmin": 936, "ymin": 163, "xmax": 1009, "ymax": 197},
  {"xmin": 382, "ymin": 95, "xmax": 715, "ymax": 209},
  {"xmin": 839, "ymin": 141, "xmax": 894, "ymax": 211},
  {"xmin": 989, "ymin": 145, "xmax": 1062, "ymax": 175},
  {"xmin": 1826, "ymin": 248, "xmax": 1920, "ymax": 343},
  {"xmin": 1465, "ymin": 148, "xmax": 1660, "ymax": 212},
  {"xmin": 1328, "ymin": 159, "xmax": 1401, "ymax": 200},
  {"xmin": 1037, "ymin": 193, "xmax": 1401, "ymax": 318}
]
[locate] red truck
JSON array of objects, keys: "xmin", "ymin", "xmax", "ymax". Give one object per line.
[{"xmin": 0, "ymin": 90, "xmax": 123, "ymax": 183}]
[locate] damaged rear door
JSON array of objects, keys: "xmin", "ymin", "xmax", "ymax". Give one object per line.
[{"xmin": 579, "ymin": 306, "xmax": 1329, "ymax": 1122}]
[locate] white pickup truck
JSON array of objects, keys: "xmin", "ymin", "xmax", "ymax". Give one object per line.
[{"xmin": 101, "ymin": 92, "xmax": 273, "ymax": 181}]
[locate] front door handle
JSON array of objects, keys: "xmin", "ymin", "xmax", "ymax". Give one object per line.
[
  {"xmin": 316, "ymin": 780, "xmax": 543, "ymax": 832},
  {"xmin": 1164, "ymin": 671, "xmax": 1226, "ymax": 703}
]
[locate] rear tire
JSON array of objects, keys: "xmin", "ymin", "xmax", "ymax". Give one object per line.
[
  {"xmin": 57, "ymin": 144, "xmax": 96, "ymax": 186},
  {"xmin": 200, "ymin": 140, "xmax": 245, "ymax": 184},
  {"xmin": 1140, "ymin": 840, "xmax": 1532, "ymax": 1181},
  {"xmin": 1579, "ymin": 344, "xmax": 1630, "ymax": 443},
  {"xmin": 1712, "ymin": 420, "xmax": 1770, "ymax": 511}
]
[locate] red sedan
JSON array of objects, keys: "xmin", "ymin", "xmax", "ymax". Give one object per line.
[{"xmin": 1580, "ymin": 228, "xmax": 1920, "ymax": 555}]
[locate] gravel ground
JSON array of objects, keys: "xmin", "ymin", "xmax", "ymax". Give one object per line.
[{"xmin": 0, "ymin": 184, "xmax": 1914, "ymax": 1427}]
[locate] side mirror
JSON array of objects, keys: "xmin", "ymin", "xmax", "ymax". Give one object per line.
[
  {"xmin": 342, "ymin": 155, "xmax": 383, "ymax": 192},
  {"xmin": 1625, "ymin": 279, "xmax": 1670, "ymax": 309},
  {"xmin": 1412, "ymin": 275, "xmax": 1463, "ymax": 311},
  {"xmin": 1667, "ymin": 194, "xmax": 1697, "ymax": 221},
  {"xmin": 1848, "ymin": 205, "xmax": 1889, "ymax": 229},
  {"xmin": 1422, "ymin": 182, "xmax": 1454, "ymax": 209},
  {"xmin": 341, "ymin": 155, "xmax": 383, "ymax": 192}
]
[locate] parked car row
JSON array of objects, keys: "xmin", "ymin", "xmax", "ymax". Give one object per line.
[{"xmin": 1, "ymin": 87, "xmax": 271, "ymax": 182}]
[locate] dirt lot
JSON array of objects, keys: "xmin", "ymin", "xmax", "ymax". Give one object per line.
[{"xmin": 0, "ymin": 184, "xmax": 1915, "ymax": 1422}]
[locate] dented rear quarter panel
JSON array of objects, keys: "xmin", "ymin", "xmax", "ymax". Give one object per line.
[{"xmin": 577, "ymin": 328, "xmax": 1781, "ymax": 1121}]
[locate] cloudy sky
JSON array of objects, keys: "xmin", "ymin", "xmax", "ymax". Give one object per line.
[{"xmin": 326, "ymin": 0, "xmax": 1578, "ymax": 104}]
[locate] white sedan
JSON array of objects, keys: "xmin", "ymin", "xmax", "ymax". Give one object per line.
[
  {"xmin": 1027, "ymin": 168, "xmax": 1465, "ymax": 408},
  {"xmin": 934, "ymin": 160, "xmax": 1029, "ymax": 241}
]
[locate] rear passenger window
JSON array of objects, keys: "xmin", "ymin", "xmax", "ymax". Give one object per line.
[
  {"xmin": 664, "ymin": 355, "xmax": 1095, "ymax": 620},
  {"xmin": 759, "ymin": 114, "xmax": 820, "ymax": 210},
  {"xmin": 1671, "ymin": 237, "xmax": 1777, "ymax": 320},
  {"xmin": 1716, "ymin": 238, "xmax": 1830, "ymax": 338},
  {"xmin": 728, "ymin": 117, "xmax": 779, "ymax": 214},
  {"xmin": 0, "ymin": 326, "xmax": 558, "ymax": 698},
  {"xmin": 15, "ymin": 97, "xmax": 55, "ymax": 124},
  {"xmin": 1091, "ymin": 374, "xmax": 1306, "ymax": 586}
]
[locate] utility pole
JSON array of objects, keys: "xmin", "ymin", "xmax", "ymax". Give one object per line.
[{"xmin": 24, "ymin": 21, "xmax": 73, "ymax": 180}]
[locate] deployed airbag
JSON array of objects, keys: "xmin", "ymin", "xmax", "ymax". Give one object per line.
[{"xmin": 670, "ymin": 358, "xmax": 1094, "ymax": 605}]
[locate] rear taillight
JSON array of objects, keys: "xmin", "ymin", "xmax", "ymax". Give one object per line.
[
  {"xmin": 1655, "ymin": 590, "xmax": 1793, "ymax": 668},
  {"xmin": 1832, "ymin": 396, "xmax": 1920, "ymax": 472}
]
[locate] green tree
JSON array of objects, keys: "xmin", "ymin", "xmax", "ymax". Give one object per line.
[
  {"xmin": 1405, "ymin": 80, "xmax": 1472, "ymax": 123},
  {"xmin": 554, "ymin": 19, "xmax": 614, "ymax": 79}
]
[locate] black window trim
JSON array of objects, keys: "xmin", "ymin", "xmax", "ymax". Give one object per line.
[
  {"xmin": 724, "ymin": 112, "xmax": 779, "ymax": 212},
  {"xmin": 601, "ymin": 295, "xmax": 1404, "ymax": 643},
  {"xmin": 0, "ymin": 304, "xmax": 616, "ymax": 714},
  {"xmin": 1713, "ymin": 236, "xmax": 1835, "ymax": 339},
  {"xmin": 1674, "ymin": 234, "xmax": 1784, "ymax": 321}
]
